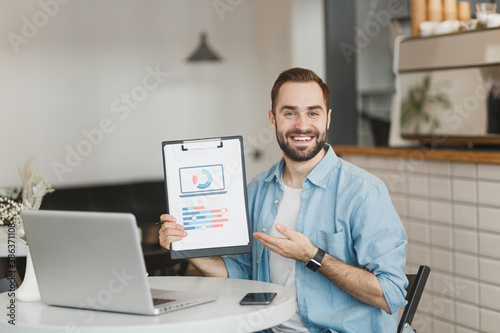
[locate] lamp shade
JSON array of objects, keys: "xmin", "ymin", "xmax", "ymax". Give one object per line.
[{"xmin": 187, "ymin": 32, "xmax": 222, "ymax": 62}]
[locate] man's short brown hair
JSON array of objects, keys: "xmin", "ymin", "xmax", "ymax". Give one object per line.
[{"xmin": 270, "ymin": 67, "xmax": 330, "ymax": 114}]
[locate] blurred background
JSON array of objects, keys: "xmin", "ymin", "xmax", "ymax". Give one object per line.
[{"xmin": 0, "ymin": 0, "xmax": 325, "ymax": 188}]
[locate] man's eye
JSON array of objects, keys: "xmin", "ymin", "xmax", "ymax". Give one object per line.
[
  {"xmin": 309, "ymin": 112, "xmax": 319, "ymax": 116},
  {"xmin": 285, "ymin": 112, "xmax": 295, "ymax": 117}
]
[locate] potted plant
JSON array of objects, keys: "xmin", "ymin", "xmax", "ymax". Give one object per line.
[{"xmin": 400, "ymin": 75, "xmax": 451, "ymax": 135}]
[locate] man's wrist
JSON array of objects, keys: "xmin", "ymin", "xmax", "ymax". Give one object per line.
[
  {"xmin": 305, "ymin": 247, "xmax": 326, "ymax": 272},
  {"xmin": 305, "ymin": 245, "xmax": 319, "ymax": 262}
]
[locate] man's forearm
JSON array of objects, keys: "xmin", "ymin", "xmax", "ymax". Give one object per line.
[
  {"xmin": 319, "ymin": 254, "xmax": 391, "ymax": 313},
  {"xmin": 188, "ymin": 256, "xmax": 228, "ymax": 278}
]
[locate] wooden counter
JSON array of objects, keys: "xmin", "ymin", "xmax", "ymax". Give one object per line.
[{"xmin": 333, "ymin": 145, "xmax": 500, "ymax": 165}]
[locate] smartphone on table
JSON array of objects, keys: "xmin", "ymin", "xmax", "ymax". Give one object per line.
[{"xmin": 239, "ymin": 292, "xmax": 277, "ymax": 305}]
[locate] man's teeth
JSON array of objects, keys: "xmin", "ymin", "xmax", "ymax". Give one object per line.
[{"xmin": 293, "ymin": 136, "xmax": 312, "ymax": 141}]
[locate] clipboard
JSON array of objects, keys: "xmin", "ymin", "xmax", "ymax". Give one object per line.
[{"xmin": 161, "ymin": 136, "xmax": 251, "ymax": 259}]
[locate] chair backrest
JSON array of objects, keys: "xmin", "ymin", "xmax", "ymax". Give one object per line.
[{"xmin": 398, "ymin": 265, "xmax": 431, "ymax": 333}]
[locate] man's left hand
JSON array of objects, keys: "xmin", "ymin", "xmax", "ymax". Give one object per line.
[{"xmin": 253, "ymin": 224, "xmax": 317, "ymax": 262}]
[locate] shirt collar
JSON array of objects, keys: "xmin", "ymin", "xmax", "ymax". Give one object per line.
[{"xmin": 264, "ymin": 144, "xmax": 340, "ymax": 189}]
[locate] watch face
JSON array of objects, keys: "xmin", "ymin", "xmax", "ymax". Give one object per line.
[{"xmin": 306, "ymin": 260, "xmax": 320, "ymax": 272}]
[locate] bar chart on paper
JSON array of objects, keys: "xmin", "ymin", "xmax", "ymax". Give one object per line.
[{"xmin": 182, "ymin": 206, "xmax": 229, "ymax": 231}]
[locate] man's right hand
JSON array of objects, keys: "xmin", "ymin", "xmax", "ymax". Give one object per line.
[
  {"xmin": 157, "ymin": 213, "xmax": 229, "ymax": 278},
  {"xmin": 158, "ymin": 214, "xmax": 187, "ymax": 250}
]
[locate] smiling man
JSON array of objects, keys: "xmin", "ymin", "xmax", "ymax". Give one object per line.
[{"xmin": 159, "ymin": 68, "xmax": 408, "ymax": 333}]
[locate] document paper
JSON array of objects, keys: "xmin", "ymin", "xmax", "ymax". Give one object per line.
[{"xmin": 162, "ymin": 137, "xmax": 250, "ymax": 257}]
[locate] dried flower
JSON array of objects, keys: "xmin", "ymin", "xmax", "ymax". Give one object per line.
[{"xmin": 0, "ymin": 160, "xmax": 54, "ymax": 242}]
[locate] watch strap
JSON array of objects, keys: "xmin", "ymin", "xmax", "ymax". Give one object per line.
[
  {"xmin": 312, "ymin": 247, "xmax": 325, "ymax": 264},
  {"xmin": 305, "ymin": 247, "xmax": 325, "ymax": 272}
]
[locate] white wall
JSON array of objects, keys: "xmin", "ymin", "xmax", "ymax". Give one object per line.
[
  {"xmin": 0, "ymin": 0, "xmax": 327, "ymax": 188},
  {"xmin": 291, "ymin": 0, "xmax": 325, "ymax": 79}
]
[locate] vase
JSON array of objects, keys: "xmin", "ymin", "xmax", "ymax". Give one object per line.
[{"xmin": 16, "ymin": 246, "xmax": 41, "ymax": 302}]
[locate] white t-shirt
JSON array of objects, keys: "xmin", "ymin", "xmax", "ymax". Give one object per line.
[{"xmin": 269, "ymin": 183, "xmax": 309, "ymax": 333}]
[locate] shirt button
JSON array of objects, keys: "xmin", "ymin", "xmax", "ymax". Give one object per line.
[
  {"xmin": 262, "ymin": 228, "xmax": 266, "ymax": 233},
  {"xmin": 275, "ymin": 200, "xmax": 279, "ymax": 205},
  {"xmin": 275, "ymin": 179, "xmax": 278, "ymax": 183},
  {"xmin": 257, "ymin": 258, "xmax": 260, "ymax": 264}
]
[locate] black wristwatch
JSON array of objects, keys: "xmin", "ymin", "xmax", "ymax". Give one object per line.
[{"xmin": 305, "ymin": 247, "xmax": 325, "ymax": 272}]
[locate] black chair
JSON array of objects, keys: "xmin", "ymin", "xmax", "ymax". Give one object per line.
[{"xmin": 398, "ymin": 265, "xmax": 431, "ymax": 333}]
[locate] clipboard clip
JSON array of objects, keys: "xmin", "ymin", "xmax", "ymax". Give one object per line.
[{"xmin": 181, "ymin": 138, "xmax": 223, "ymax": 151}]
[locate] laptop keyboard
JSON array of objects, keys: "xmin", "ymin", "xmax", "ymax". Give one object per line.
[{"xmin": 153, "ymin": 298, "xmax": 175, "ymax": 306}]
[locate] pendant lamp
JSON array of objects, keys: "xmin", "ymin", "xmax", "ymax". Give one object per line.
[{"xmin": 187, "ymin": 32, "xmax": 222, "ymax": 62}]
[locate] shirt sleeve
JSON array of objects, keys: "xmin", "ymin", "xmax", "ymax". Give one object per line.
[
  {"xmin": 222, "ymin": 253, "xmax": 252, "ymax": 280},
  {"xmin": 350, "ymin": 180, "xmax": 408, "ymax": 314}
]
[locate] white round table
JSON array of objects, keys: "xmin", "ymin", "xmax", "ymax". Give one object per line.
[{"xmin": 0, "ymin": 276, "xmax": 296, "ymax": 332}]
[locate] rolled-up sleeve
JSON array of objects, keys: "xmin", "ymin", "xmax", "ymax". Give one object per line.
[
  {"xmin": 222, "ymin": 253, "xmax": 252, "ymax": 280},
  {"xmin": 350, "ymin": 181, "xmax": 408, "ymax": 314}
]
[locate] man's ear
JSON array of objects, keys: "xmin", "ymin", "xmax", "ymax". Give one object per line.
[
  {"xmin": 327, "ymin": 109, "xmax": 332, "ymax": 130},
  {"xmin": 268, "ymin": 109, "xmax": 276, "ymax": 131}
]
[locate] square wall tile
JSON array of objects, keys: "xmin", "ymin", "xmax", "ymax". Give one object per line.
[
  {"xmin": 478, "ymin": 163, "xmax": 500, "ymax": 181},
  {"xmin": 408, "ymin": 175, "xmax": 428, "ymax": 197},
  {"xmin": 427, "ymin": 160, "xmax": 451, "ymax": 176},
  {"xmin": 431, "ymin": 248, "xmax": 453, "ymax": 273},
  {"xmin": 456, "ymin": 301, "xmax": 480, "ymax": 330},
  {"xmin": 478, "ymin": 206, "xmax": 500, "ymax": 233},
  {"xmin": 408, "ymin": 198, "xmax": 429, "ymax": 220},
  {"xmin": 479, "ymin": 232, "xmax": 500, "ymax": 259},
  {"xmin": 385, "ymin": 157, "xmax": 401, "ymax": 172},
  {"xmin": 429, "ymin": 177, "xmax": 452, "ymax": 200},
  {"xmin": 431, "ymin": 224, "xmax": 453, "ymax": 249},
  {"xmin": 478, "ymin": 181, "xmax": 500, "ymax": 207},
  {"xmin": 412, "ymin": 313, "xmax": 431, "ymax": 332},
  {"xmin": 409, "ymin": 220, "xmax": 430, "ymax": 244},
  {"xmin": 433, "ymin": 319, "xmax": 454, "ymax": 333},
  {"xmin": 453, "ymin": 204, "xmax": 477, "ymax": 229},
  {"xmin": 409, "ymin": 243, "xmax": 431, "ymax": 267},
  {"xmin": 481, "ymin": 308, "xmax": 500, "ymax": 333},
  {"xmin": 455, "ymin": 277, "xmax": 479, "ymax": 305},
  {"xmin": 455, "ymin": 253, "xmax": 479, "ymax": 280},
  {"xmin": 456, "ymin": 326, "xmax": 479, "ymax": 333},
  {"xmin": 479, "ymin": 257, "xmax": 500, "ymax": 285},
  {"xmin": 452, "ymin": 162, "xmax": 477, "ymax": 179},
  {"xmin": 454, "ymin": 228, "xmax": 478, "ymax": 255},
  {"xmin": 453, "ymin": 179, "xmax": 477, "ymax": 204},
  {"xmin": 453, "ymin": 202, "xmax": 478, "ymax": 228},
  {"xmin": 480, "ymin": 283, "xmax": 500, "ymax": 311},
  {"xmin": 368, "ymin": 156, "xmax": 387, "ymax": 170},
  {"xmin": 430, "ymin": 201, "xmax": 453, "ymax": 224},
  {"xmin": 428, "ymin": 292, "xmax": 454, "ymax": 323},
  {"xmin": 405, "ymin": 156, "xmax": 426, "ymax": 175},
  {"xmin": 431, "ymin": 271, "xmax": 454, "ymax": 297}
]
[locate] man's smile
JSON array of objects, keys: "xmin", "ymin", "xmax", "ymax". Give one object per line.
[{"xmin": 290, "ymin": 135, "xmax": 314, "ymax": 143}]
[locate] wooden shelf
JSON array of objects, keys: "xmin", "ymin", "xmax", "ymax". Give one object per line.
[{"xmin": 334, "ymin": 145, "xmax": 500, "ymax": 164}]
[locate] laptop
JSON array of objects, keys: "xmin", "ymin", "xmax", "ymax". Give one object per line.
[{"xmin": 21, "ymin": 210, "xmax": 218, "ymax": 315}]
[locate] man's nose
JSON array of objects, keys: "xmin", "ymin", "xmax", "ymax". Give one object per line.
[{"xmin": 295, "ymin": 114, "xmax": 310, "ymax": 131}]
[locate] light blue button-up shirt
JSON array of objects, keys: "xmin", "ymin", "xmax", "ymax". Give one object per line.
[{"xmin": 223, "ymin": 146, "xmax": 408, "ymax": 333}]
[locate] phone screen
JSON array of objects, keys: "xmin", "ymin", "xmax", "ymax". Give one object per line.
[{"xmin": 239, "ymin": 292, "xmax": 277, "ymax": 305}]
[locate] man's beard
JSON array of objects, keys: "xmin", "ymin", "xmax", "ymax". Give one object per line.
[{"xmin": 275, "ymin": 125, "xmax": 328, "ymax": 162}]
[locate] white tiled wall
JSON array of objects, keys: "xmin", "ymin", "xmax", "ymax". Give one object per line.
[{"xmin": 342, "ymin": 153, "xmax": 500, "ymax": 333}]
